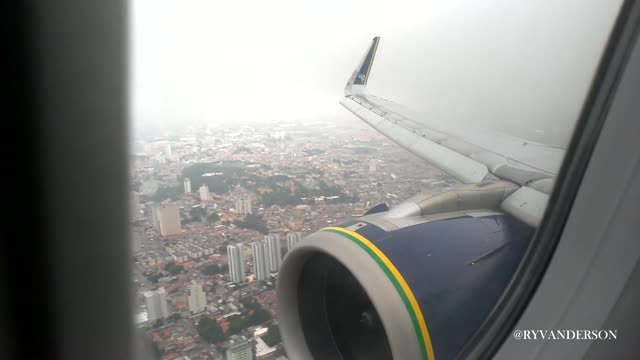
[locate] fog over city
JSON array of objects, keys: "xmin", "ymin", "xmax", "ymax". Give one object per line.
[
  {"xmin": 131, "ymin": 0, "xmax": 430, "ymax": 132},
  {"xmin": 132, "ymin": 0, "xmax": 618, "ymax": 149}
]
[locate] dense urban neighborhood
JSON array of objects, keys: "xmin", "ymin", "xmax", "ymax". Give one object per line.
[{"xmin": 130, "ymin": 119, "xmax": 455, "ymax": 359}]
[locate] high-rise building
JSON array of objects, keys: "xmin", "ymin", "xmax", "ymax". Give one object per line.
[
  {"xmin": 150, "ymin": 204, "xmax": 160, "ymax": 229},
  {"xmin": 286, "ymin": 232, "xmax": 303, "ymax": 253},
  {"xmin": 157, "ymin": 206, "xmax": 181, "ymax": 236},
  {"xmin": 199, "ymin": 184, "xmax": 209, "ymax": 201},
  {"xmin": 235, "ymin": 198, "xmax": 252, "ymax": 215},
  {"xmin": 227, "ymin": 244, "xmax": 246, "ymax": 284},
  {"xmin": 252, "ymin": 242, "xmax": 268, "ymax": 281},
  {"xmin": 265, "ymin": 235, "xmax": 282, "ymax": 273},
  {"xmin": 183, "ymin": 177, "xmax": 192, "ymax": 193},
  {"xmin": 130, "ymin": 223, "xmax": 143, "ymax": 254},
  {"xmin": 224, "ymin": 335, "xmax": 253, "ymax": 360},
  {"xmin": 144, "ymin": 288, "xmax": 168, "ymax": 322},
  {"xmin": 187, "ymin": 280, "xmax": 207, "ymax": 314},
  {"xmin": 246, "ymin": 198, "xmax": 252, "ymax": 214}
]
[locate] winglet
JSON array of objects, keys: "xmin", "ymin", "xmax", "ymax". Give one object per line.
[{"xmin": 346, "ymin": 36, "xmax": 380, "ymax": 94}]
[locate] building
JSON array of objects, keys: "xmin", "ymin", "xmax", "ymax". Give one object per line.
[
  {"xmin": 270, "ymin": 131, "xmax": 286, "ymax": 140},
  {"xmin": 235, "ymin": 197, "xmax": 252, "ymax": 215},
  {"xmin": 183, "ymin": 177, "xmax": 192, "ymax": 193},
  {"xmin": 157, "ymin": 205, "xmax": 181, "ymax": 236},
  {"xmin": 199, "ymin": 184, "xmax": 210, "ymax": 201},
  {"xmin": 254, "ymin": 327, "xmax": 277, "ymax": 358},
  {"xmin": 286, "ymin": 232, "xmax": 303, "ymax": 253},
  {"xmin": 225, "ymin": 335, "xmax": 253, "ymax": 360},
  {"xmin": 227, "ymin": 244, "xmax": 246, "ymax": 284},
  {"xmin": 144, "ymin": 288, "xmax": 168, "ymax": 322},
  {"xmin": 150, "ymin": 204, "xmax": 160, "ymax": 229},
  {"xmin": 130, "ymin": 223, "xmax": 144, "ymax": 254},
  {"xmin": 252, "ymin": 242, "xmax": 268, "ymax": 281},
  {"xmin": 187, "ymin": 280, "xmax": 207, "ymax": 314},
  {"xmin": 265, "ymin": 235, "xmax": 282, "ymax": 273},
  {"xmin": 369, "ymin": 159, "xmax": 377, "ymax": 174}
]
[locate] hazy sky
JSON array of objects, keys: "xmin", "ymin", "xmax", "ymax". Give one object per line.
[
  {"xmin": 132, "ymin": 0, "xmax": 621, "ymax": 148},
  {"xmin": 131, "ymin": 0, "xmax": 433, "ymax": 129}
]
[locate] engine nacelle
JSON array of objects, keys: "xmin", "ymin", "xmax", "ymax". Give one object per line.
[{"xmin": 277, "ymin": 203, "xmax": 531, "ymax": 359}]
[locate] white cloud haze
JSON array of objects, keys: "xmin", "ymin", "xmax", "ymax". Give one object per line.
[
  {"xmin": 131, "ymin": 0, "xmax": 432, "ymax": 128},
  {"xmin": 132, "ymin": 0, "xmax": 621, "ymax": 149}
]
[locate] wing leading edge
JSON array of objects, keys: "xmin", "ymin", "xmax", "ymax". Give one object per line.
[{"xmin": 341, "ymin": 37, "xmax": 563, "ymax": 227}]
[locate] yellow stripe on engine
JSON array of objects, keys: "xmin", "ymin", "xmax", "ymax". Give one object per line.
[{"xmin": 322, "ymin": 226, "xmax": 435, "ymax": 360}]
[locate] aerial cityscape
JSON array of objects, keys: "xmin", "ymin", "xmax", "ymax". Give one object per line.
[{"xmin": 130, "ymin": 118, "xmax": 456, "ymax": 360}]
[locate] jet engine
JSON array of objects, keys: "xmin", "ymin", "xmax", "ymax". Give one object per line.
[{"xmin": 277, "ymin": 182, "xmax": 532, "ymax": 359}]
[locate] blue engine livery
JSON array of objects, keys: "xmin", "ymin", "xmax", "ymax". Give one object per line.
[
  {"xmin": 352, "ymin": 36, "xmax": 380, "ymax": 85},
  {"xmin": 323, "ymin": 214, "xmax": 532, "ymax": 359}
]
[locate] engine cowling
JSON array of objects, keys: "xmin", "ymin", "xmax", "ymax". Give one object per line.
[{"xmin": 277, "ymin": 205, "xmax": 531, "ymax": 359}]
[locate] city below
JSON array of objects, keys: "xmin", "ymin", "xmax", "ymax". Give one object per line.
[{"xmin": 130, "ymin": 119, "xmax": 456, "ymax": 360}]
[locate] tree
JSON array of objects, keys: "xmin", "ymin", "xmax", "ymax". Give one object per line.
[
  {"xmin": 191, "ymin": 207, "xmax": 206, "ymax": 220},
  {"xmin": 197, "ymin": 317, "xmax": 225, "ymax": 344},
  {"xmin": 151, "ymin": 341, "xmax": 163, "ymax": 359},
  {"xmin": 241, "ymin": 298, "xmax": 259, "ymax": 310},
  {"xmin": 152, "ymin": 319, "xmax": 164, "ymax": 328},
  {"xmin": 227, "ymin": 314, "xmax": 245, "ymax": 335},
  {"xmin": 261, "ymin": 324, "xmax": 282, "ymax": 347},
  {"xmin": 181, "ymin": 217, "xmax": 197, "ymax": 225},
  {"xmin": 202, "ymin": 264, "xmax": 225, "ymax": 276},
  {"xmin": 207, "ymin": 213, "xmax": 220, "ymax": 223},
  {"xmin": 242, "ymin": 300, "xmax": 272, "ymax": 326},
  {"xmin": 266, "ymin": 175, "xmax": 290, "ymax": 183},
  {"xmin": 164, "ymin": 261, "xmax": 184, "ymax": 275},
  {"xmin": 146, "ymin": 185, "xmax": 183, "ymax": 202},
  {"xmin": 233, "ymin": 214, "xmax": 268, "ymax": 234},
  {"xmin": 248, "ymin": 307, "xmax": 271, "ymax": 326},
  {"xmin": 146, "ymin": 273, "xmax": 162, "ymax": 284}
]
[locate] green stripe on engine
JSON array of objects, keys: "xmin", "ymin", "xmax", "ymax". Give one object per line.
[{"xmin": 321, "ymin": 228, "xmax": 432, "ymax": 360}]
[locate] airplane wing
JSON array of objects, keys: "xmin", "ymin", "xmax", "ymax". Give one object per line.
[{"xmin": 341, "ymin": 37, "xmax": 563, "ymax": 227}]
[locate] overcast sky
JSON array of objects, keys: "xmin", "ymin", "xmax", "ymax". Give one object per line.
[
  {"xmin": 131, "ymin": 0, "xmax": 433, "ymax": 130},
  {"xmin": 132, "ymin": 0, "xmax": 621, "ymax": 147}
]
